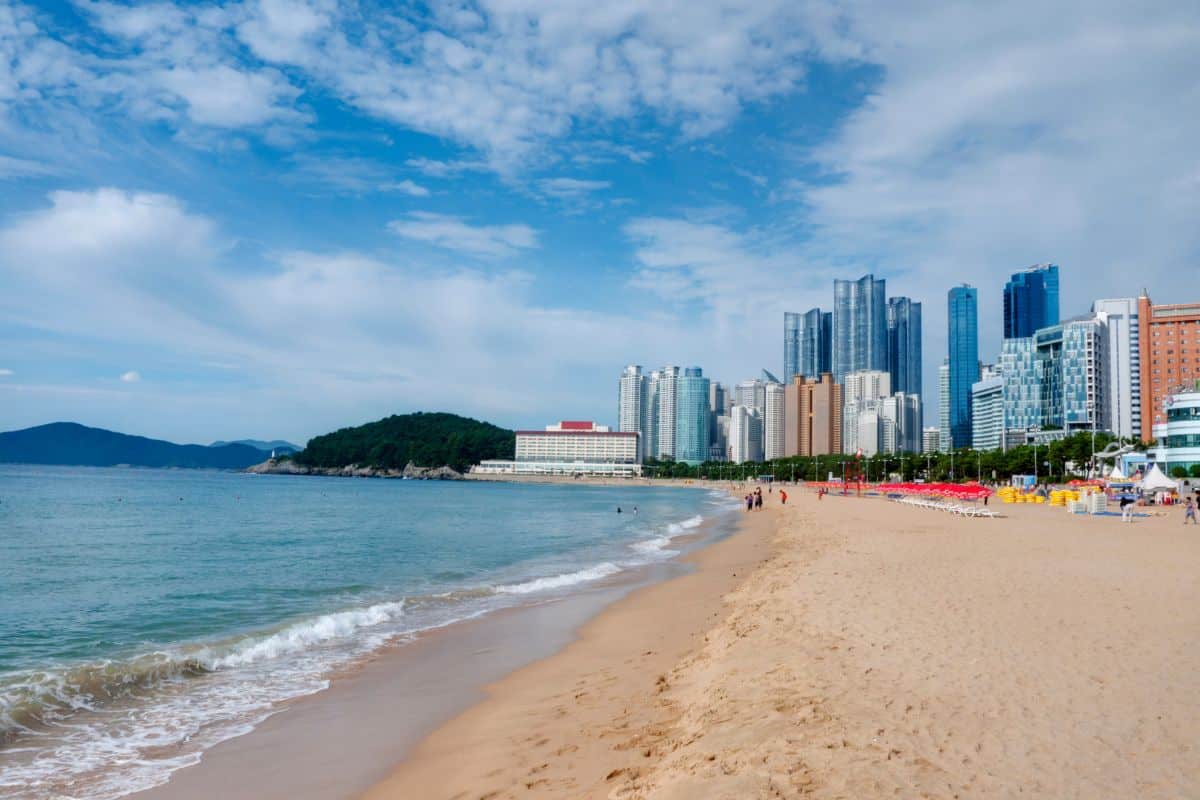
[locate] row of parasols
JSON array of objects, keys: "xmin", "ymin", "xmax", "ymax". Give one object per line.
[{"xmin": 807, "ymin": 481, "xmax": 993, "ymax": 500}]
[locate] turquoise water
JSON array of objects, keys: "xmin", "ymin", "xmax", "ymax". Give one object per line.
[{"xmin": 0, "ymin": 466, "xmax": 737, "ymax": 799}]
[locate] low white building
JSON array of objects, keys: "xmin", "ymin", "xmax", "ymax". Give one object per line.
[
  {"xmin": 473, "ymin": 421, "xmax": 642, "ymax": 477},
  {"xmin": 1151, "ymin": 390, "xmax": 1200, "ymax": 476}
]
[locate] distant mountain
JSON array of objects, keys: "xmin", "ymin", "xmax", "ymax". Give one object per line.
[
  {"xmin": 0, "ymin": 422, "xmax": 269, "ymax": 469},
  {"xmin": 295, "ymin": 412, "xmax": 514, "ymax": 473},
  {"xmin": 210, "ymin": 439, "xmax": 301, "ymax": 453}
]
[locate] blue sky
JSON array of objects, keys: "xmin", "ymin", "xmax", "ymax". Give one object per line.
[{"xmin": 2, "ymin": 0, "xmax": 1198, "ymax": 445}]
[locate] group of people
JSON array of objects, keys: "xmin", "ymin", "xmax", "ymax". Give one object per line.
[{"xmin": 745, "ymin": 486, "xmax": 787, "ymax": 510}]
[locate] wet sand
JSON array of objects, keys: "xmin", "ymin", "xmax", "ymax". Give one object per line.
[{"xmin": 365, "ymin": 490, "xmax": 1200, "ymax": 799}]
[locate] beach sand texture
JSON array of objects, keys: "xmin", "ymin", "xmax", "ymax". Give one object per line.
[{"xmin": 365, "ymin": 491, "xmax": 1200, "ymax": 799}]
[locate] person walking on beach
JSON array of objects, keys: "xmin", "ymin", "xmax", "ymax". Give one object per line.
[
  {"xmin": 745, "ymin": 494, "xmax": 753, "ymax": 512},
  {"xmin": 780, "ymin": 489, "xmax": 788, "ymax": 505},
  {"xmin": 1185, "ymin": 498, "xmax": 1198, "ymax": 525},
  {"xmin": 1120, "ymin": 494, "xmax": 1135, "ymax": 523}
]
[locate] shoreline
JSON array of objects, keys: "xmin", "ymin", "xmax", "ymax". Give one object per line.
[
  {"xmin": 361, "ymin": 487, "xmax": 1200, "ymax": 799},
  {"xmin": 359, "ymin": 489, "xmax": 777, "ymax": 798},
  {"xmin": 123, "ymin": 485, "xmax": 751, "ymax": 800}
]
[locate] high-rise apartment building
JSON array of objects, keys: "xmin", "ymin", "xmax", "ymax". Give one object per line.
[
  {"xmin": 947, "ymin": 285, "xmax": 979, "ymax": 449},
  {"xmin": 971, "ymin": 376, "xmax": 1004, "ymax": 451},
  {"xmin": 1092, "ymin": 298, "xmax": 1140, "ymax": 440},
  {"xmin": 880, "ymin": 393, "xmax": 922, "ymax": 454},
  {"xmin": 841, "ymin": 369, "xmax": 891, "ymax": 454},
  {"xmin": 887, "ymin": 297, "xmax": 922, "ymax": 397},
  {"xmin": 653, "ymin": 365, "xmax": 680, "ymax": 459},
  {"xmin": 922, "ymin": 427, "xmax": 941, "ymax": 454},
  {"xmin": 1000, "ymin": 338, "xmax": 1041, "ymax": 432},
  {"xmin": 618, "ymin": 365, "xmax": 646, "ymax": 460},
  {"xmin": 1003, "ymin": 263, "xmax": 1060, "ymax": 339},
  {"xmin": 763, "ymin": 382, "xmax": 786, "ymax": 461},
  {"xmin": 832, "ymin": 274, "xmax": 888, "ymax": 382},
  {"xmin": 938, "ymin": 360, "xmax": 950, "ymax": 452},
  {"xmin": 783, "ymin": 374, "xmax": 843, "ymax": 457},
  {"xmin": 674, "ymin": 367, "xmax": 711, "ymax": 465},
  {"xmin": 729, "ymin": 405, "xmax": 763, "ymax": 464},
  {"xmin": 1136, "ymin": 294, "xmax": 1200, "ymax": 441},
  {"xmin": 708, "ymin": 382, "xmax": 728, "ymax": 461},
  {"xmin": 784, "ymin": 308, "xmax": 832, "ymax": 382},
  {"xmin": 643, "ymin": 369, "xmax": 661, "ymax": 460},
  {"xmin": 734, "ymin": 378, "xmax": 766, "ymax": 415}
]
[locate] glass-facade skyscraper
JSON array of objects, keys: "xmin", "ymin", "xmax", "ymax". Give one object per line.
[
  {"xmin": 947, "ymin": 285, "xmax": 979, "ymax": 449},
  {"xmin": 832, "ymin": 274, "xmax": 887, "ymax": 383},
  {"xmin": 784, "ymin": 308, "xmax": 831, "ymax": 382},
  {"xmin": 886, "ymin": 296, "xmax": 922, "ymax": 396},
  {"xmin": 1003, "ymin": 263, "xmax": 1060, "ymax": 339},
  {"xmin": 674, "ymin": 367, "xmax": 711, "ymax": 465}
]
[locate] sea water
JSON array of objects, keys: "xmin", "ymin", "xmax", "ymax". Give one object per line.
[{"xmin": 0, "ymin": 465, "xmax": 739, "ymax": 799}]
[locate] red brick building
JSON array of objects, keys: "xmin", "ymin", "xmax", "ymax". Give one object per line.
[{"xmin": 1138, "ymin": 294, "xmax": 1200, "ymax": 441}]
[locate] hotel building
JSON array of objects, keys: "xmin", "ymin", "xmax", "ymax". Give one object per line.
[
  {"xmin": 1150, "ymin": 389, "xmax": 1200, "ymax": 475},
  {"xmin": 1137, "ymin": 295, "xmax": 1200, "ymax": 441},
  {"xmin": 473, "ymin": 421, "xmax": 641, "ymax": 477},
  {"xmin": 783, "ymin": 373, "xmax": 843, "ymax": 457}
]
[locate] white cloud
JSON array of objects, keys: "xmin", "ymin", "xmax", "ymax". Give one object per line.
[
  {"xmin": 0, "ymin": 155, "xmax": 58, "ymax": 179},
  {"xmin": 7, "ymin": 0, "xmax": 842, "ymax": 165},
  {"xmin": 120, "ymin": 370, "xmax": 141, "ymax": 383},
  {"xmin": 404, "ymin": 157, "xmax": 490, "ymax": 178},
  {"xmin": 0, "ymin": 368, "xmax": 13, "ymax": 376},
  {"xmin": 537, "ymin": 177, "xmax": 612, "ymax": 200},
  {"xmin": 387, "ymin": 211, "xmax": 538, "ymax": 258},
  {"xmin": 0, "ymin": 187, "xmax": 703, "ymax": 440},
  {"xmin": 288, "ymin": 155, "xmax": 430, "ymax": 196}
]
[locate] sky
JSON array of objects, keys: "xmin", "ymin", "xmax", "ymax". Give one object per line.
[{"xmin": 1, "ymin": 0, "xmax": 1199, "ymax": 446}]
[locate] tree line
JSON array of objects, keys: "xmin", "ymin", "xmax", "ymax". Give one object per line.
[{"xmin": 644, "ymin": 431, "xmax": 1163, "ymax": 483}]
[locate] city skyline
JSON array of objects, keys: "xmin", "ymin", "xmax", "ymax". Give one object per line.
[{"xmin": 1, "ymin": 2, "xmax": 1197, "ymax": 444}]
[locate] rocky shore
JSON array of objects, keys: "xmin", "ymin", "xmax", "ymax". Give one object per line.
[{"xmin": 246, "ymin": 459, "xmax": 463, "ymax": 480}]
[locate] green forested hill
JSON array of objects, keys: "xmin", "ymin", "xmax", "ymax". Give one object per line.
[{"xmin": 294, "ymin": 412, "xmax": 514, "ymax": 472}]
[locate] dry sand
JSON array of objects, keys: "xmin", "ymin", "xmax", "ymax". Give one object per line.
[{"xmin": 364, "ymin": 490, "xmax": 1200, "ymax": 799}]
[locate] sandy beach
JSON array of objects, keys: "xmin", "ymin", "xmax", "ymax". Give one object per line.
[{"xmin": 364, "ymin": 488, "xmax": 1200, "ymax": 799}]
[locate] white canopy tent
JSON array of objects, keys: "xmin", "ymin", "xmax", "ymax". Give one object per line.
[
  {"xmin": 1139, "ymin": 463, "xmax": 1178, "ymax": 494},
  {"xmin": 1108, "ymin": 463, "xmax": 1126, "ymax": 480}
]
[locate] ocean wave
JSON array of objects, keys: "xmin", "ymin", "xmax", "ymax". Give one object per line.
[
  {"xmin": 629, "ymin": 535, "xmax": 675, "ymax": 555},
  {"xmin": 0, "ymin": 652, "xmax": 211, "ymax": 742},
  {"xmin": 667, "ymin": 514, "xmax": 704, "ymax": 534},
  {"xmin": 494, "ymin": 563, "xmax": 622, "ymax": 595},
  {"xmin": 204, "ymin": 599, "xmax": 406, "ymax": 669}
]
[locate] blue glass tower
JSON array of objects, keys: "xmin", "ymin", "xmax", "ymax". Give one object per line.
[
  {"xmin": 887, "ymin": 296, "xmax": 922, "ymax": 396},
  {"xmin": 1003, "ymin": 264, "xmax": 1060, "ymax": 339},
  {"xmin": 784, "ymin": 308, "xmax": 832, "ymax": 382},
  {"xmin": 832, "ymin": 274, "xmax": 887, "ymax": 383},
  {"xmin": 947, "ymin": 285, "xmax": 979, "ymax": 449},
  {"xmin": 674, "ymin": 367, "xmax": 711, "ymax": 465}
]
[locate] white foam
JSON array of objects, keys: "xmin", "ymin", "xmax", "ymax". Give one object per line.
[
  {"xmin": 629, "ymin": 535, "xmax": 677, "ymax": 557},
  {"xmin": 667, "ymin": 514, "xmax": 704, "ymax": 534},
  {"xmin": 205, "ymin": 600, "xmax": 407, "ymax": 669},
  {"xmin": 494, "ymin": 563, "xmax": 622, "ymax": 595}
]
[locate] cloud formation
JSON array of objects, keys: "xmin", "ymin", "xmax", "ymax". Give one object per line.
[
  {"xmin": 387, "ymin": 212, "xmax": 539, "ymax": 258},
  {"xmin": 120, "ymin": 370, "xmax": 141, "ymax": 383}
]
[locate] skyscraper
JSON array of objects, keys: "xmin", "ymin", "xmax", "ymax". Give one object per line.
[
  {"xmin": 1092, "ymin": 298, "xmax": 1140, "ymax": 440},
  {"xmin": 763, "ymin": 381, "xmax": 786, "ymax": 461},
  {"xmin": 784, "ymin": 308, "xmax": 832, "ymax": 382},
  {"xmin": 938, "ymin": 360, "xmax": 950, "ymax": 452},
  {"xmin": 708, "ymin": 382, "xmax": 728, "ymax": 461},
  {"xmin": 841, "ymin": 369, "xmax": 891, "ymax": 454},
  {"xmin": 832, "ymin": 274, "xmax": 887, "ymax": 383},
  {"xmin": 947, "ymin": 285, "xmax": 979, "ymax": 449},
  {"xmin": 643, "ymin": 369, "xmax": 661, "ymax": 459},
  {"xmin": 674, "ymin": 367, "xmax": 711, "ymax": 465},
  {"xmin": 654, "ymin": 365, "xmax": 679, "ymax": 459},
  {"xmin": 1003, "ymin": 263, "xmax": 1060, "ymax": 339},
  {"xmin": 886, "ymin": 297, "xmax": 922, "ymax": 396},
  {"xmin": 729, "ymin": 405, "xmax": 763, "ymax": 464},
  {"xmin": 618, "ymin": 365, "xmax": 646, "ymax": 461}
]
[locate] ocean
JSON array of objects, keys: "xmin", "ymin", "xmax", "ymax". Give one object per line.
[{"xmin": 0, "ymin": 466, "xmax": 738, "ymax": 799}]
